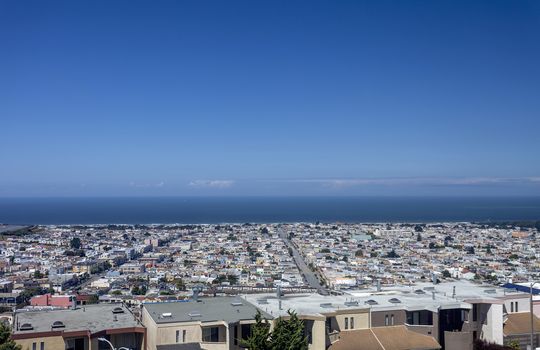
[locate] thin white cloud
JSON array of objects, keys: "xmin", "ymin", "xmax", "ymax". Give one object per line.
[
  {"xmin": 188, "ymin": 180, "xmax": 235, "ymax": 188},
  {"xmin": 285, "ymin": 177, "xmax": 540, "ymax": 188},
  {"xmin": 129, "ymin": 181, "xmax": 165, "ymax": 188}
]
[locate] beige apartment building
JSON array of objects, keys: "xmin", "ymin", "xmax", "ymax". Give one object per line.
[
  {"xmin": 142, "ymin": 297, "xmax": 269, "ymax": 350},
  {"xmin": 12, "ymin": 303, "xmax": 146, "ymax": 350}
]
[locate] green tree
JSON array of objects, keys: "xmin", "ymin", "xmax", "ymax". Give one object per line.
[
  {"xmin": 70, "ymin": 237, "xmax": 81, "ymax": 250},
  {"xmin": 243, "ymin": 310, "xmax": 307, "ymax": 350},
  {"xmin": 241, "ymin": 310, "xmax": 271, "ymax": 350},
  {"xmin": 270, "ymin": 310, "xmax": 308, "ymax": 350},
  {"xmin": 0, "ymin": 323, "xmax": 21, "ymax": 350},
  {"xmin": 175, "ymin": 278, "xmax": 186, "ymax": 291}
]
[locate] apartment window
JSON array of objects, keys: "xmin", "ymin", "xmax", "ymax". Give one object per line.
[
  {"xmin": 515, "ymin": 302, "xmax": 519, "ymax": 312},
  {"xmin": 241, "ymin": 324, "xmax": 253, "ymax": 340},
  {"xmin": 461, "ymin": 309, "xmax": 468, "ymax": 322},
  {"xmin": 176, "ymin": 330, "xmax": 180, "ymax": 343},
  {"xmin": 203, "ymin": 327, "xmax": 220, "ymax": 342},
  {"xmin": 391, "ymin": 314, "xmax": 394, "ymax": 326},
  {"xmin": 406, "ymin": 311, "xmax": 433, "ymax": 326},
  {"xmin": 40, "ymin": 342, "xmax": 45, "ymax": 350},
  {"xmin": 511, "ymin": 302, "xmax": 514, "ymax": 313},
  {"xmin": 32, "ymin": 343, "xmax": 36, "ymax": 350},
  {"xmin": 473, "ymin": 304, "xmax": 478, "ymax": 321},
  {"xmin": 234, "ymin": 326, "xmax": 238, "ymax": 345},
  {"xmin": 344, "ymin": 317, "xmax": 349, "ymax": 330},
  {"xmin": 326, "ymin": 317, "xmax": 331, "ymax": 333},
  {"xmin": 385, "ymin": 315, "xmax": 389, "ymax": 326},
  {"xmin": 350, "ymin": 317, "xmax": 354, "ymax": 329},
  {"xmin": 183, "ymin": 330, "xmax": 186, "ymax": 343}
]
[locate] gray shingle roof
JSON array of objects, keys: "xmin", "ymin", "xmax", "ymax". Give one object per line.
[
  {"xmin": 144, "ymin": 297, "xmax": 271, "ymax": 324},
  {"xmin": 13, "ymin": 303, "xmax": 142, "ymax": 335}
]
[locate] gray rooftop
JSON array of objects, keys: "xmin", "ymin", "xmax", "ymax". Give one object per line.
[
  {"xmin": 144, "ymin": 297, "xmax": 271, "ymax": 324},
  {"xmin": 13, "ymin": 303, "xmax": 142, "ymax": 335}
]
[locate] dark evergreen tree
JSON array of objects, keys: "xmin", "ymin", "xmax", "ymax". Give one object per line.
[
  {"xmin": 0, "ymin": 323, "xmax": 21, "ymax": 350},
  {"xmin": 241, "ymin": 310, "xmax": 271, "ymax": 350},
  {"xmin": 270, "ymin": 311, "xmax": 308, "ymax": 350}
]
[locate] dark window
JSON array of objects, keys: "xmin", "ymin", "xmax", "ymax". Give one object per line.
[
  {"xmin": 473, "ymin": 304, "xmax": 478, "ymax": 321},
  {"xmin": 350, "ymin": 317, "xmax": 354, "ymax": 329},
  {"xmin": 241, "ymin": 324, "xmax": 252, "ymax": 340},
  {"xmin": 203, "ymin": 327, "xmax": 220, "ymax": 342},
  {"xmin": 344, "ymin": 317, "xmax": 349, "ymax": 330},
  {"xmin": 406, "ymin": 311, "xmax": 433, "ymax": 325},
  {"xmin": 326, "ymin": 317, "xmax": 331, "ymax": 333},
  {"xmin": 234, "ymin": 325, "xmax": 238, "ymax": 345}
]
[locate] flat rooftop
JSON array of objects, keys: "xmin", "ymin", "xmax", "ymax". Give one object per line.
[
  {"xmin": 143, "ymin": 297, "xmax": 271, "ymax": 324},
  {"xmin": 350, "ymin": 280, "xmax": 527, "ymax": 302},
  {"xmin": 13, "ymin": 303, "xmax": 142, "ymax": 335},
  {"xmin": 243, "ymin": 281, "xmax": 519, "ymax": 316}
]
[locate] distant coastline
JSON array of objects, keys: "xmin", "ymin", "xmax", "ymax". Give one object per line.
[{"xmin": 1, "ymin": 196, "xmax": 539, "ymax": 225}]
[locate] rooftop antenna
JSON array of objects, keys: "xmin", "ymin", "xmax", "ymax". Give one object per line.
[
  {"xmin": 192, "ymin": 286, "xmax": 202, "ymax": 302},
  {"xmin": 277, "ymin": 285, "xmax": 282, "ymax": 310}
]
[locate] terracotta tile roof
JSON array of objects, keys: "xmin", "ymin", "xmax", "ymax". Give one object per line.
[
  {"xmin": 328, "ymin": 326, "xmax": 441, "ymax": 350},
  {"xmin": 504, "ymin": 312, "xmax": 540, "ymax": 335}
]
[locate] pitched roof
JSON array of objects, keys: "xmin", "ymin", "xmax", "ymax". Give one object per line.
[
  {"xmin": 504, "ymin": 312, "xmax": 540, "ymax": 335},
  {"xmin": 328, "ymin": 326, "xmax": 441, "ymax": 350}
]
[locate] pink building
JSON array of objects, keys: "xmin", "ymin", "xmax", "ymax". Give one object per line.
[{"xmin": 30, "ymin": 293, "xmax": 75, "ymax": 308}]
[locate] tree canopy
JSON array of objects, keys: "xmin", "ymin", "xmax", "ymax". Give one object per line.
[{"xmin": 242, "ymin": 310, "xmax": 308, "ymax": 350}]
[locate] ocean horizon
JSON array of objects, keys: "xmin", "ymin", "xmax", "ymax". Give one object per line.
[{"xmin": 1, "ymin": 196, "xmax": 539, "ymax": 225}]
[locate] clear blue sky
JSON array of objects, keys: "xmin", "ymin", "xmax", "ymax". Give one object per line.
[{"xmin": 1, "ymin": 0, "xmax": 540, "ymax": 196}]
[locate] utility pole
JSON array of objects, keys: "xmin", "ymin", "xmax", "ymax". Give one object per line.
[{"xmin": 531, "ymin": 282, "xmax": 535, "ymax": 350}]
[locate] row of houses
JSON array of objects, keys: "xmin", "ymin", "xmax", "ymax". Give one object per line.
[{"xmin": 10, "ymin": 280, "xmax": 540, "ymax": 350}]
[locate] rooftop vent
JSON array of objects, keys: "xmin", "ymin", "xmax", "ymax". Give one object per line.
[
  {"xmin": 112, "ymin": 307, "xmax": 125, "ymax": 314},
  {"xmin": 188, "ymin": 311, "xmax": 201, "ymax": 317},
  {"xmin": 320, "ymin": 303, "xmax": 333, "ymax": 308},
  {"xmin": 388, "ymin": 298, "xmax": 401, "ymax": 304},
  {"xmin": 365, "ymin": 300, "xmax": 378, "ymax": 305},
  {"xmin": 231, "ymin": 301, "xmax": 243, "ymax": 307},
  {"xmin": 20, "ymin": 323, "xmax": 33, "ymax": 331},
  {"xmin": 344, "ymin": 301, "xmax": 359, "ymax": 307},
  {"xmin": 51, "ymin": 321, "xmax": 65, "ymax": 329},
  {"xmin": 161, "ymin": 312, "xmax": 173, "ymax": 318},
  {"xmin": 484, "ymin": 289, "xmax": 497, "ymax": 294},
  {"xmin": 414, "ymin": 289, "xmax": 426, "ymax": 294}
]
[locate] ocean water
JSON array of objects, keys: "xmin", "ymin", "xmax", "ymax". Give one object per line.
[{"xmin": 0, "ymin": 197, "xmax": 539, "ymax": 225}]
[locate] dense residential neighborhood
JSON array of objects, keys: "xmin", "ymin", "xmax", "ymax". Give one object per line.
[{"xmin": 0, "ymin": 222, "xmax": 539, "ymax": 350}]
